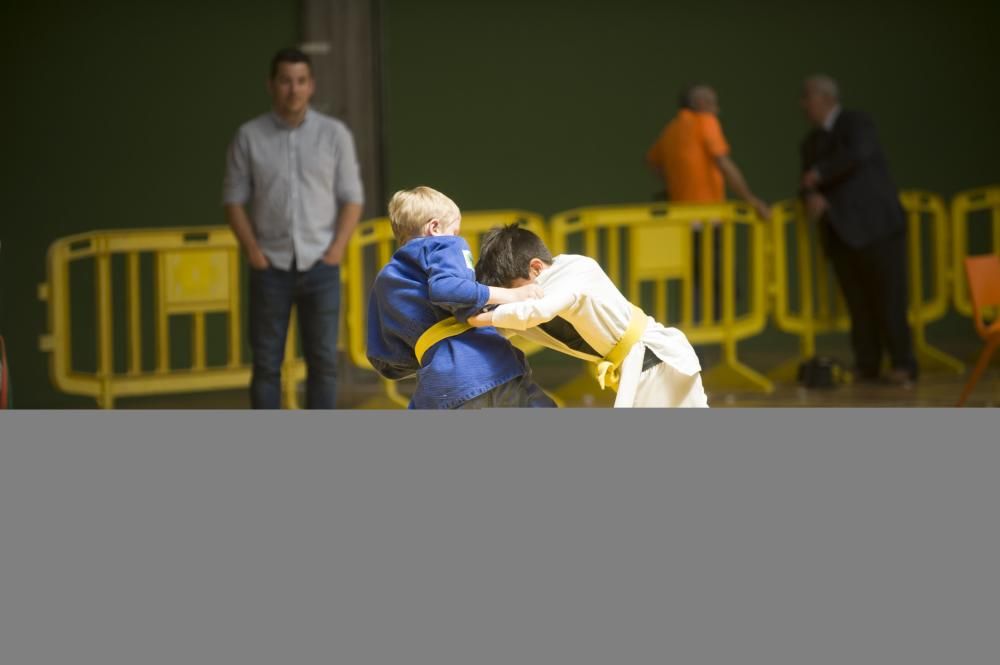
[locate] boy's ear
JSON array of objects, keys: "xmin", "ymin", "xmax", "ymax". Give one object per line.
[
  {"xmin": 425, "ymin": 218, "xmax": 442, "ymax": 236},
  {"xmin": 529, "ymin": 257, "xmax": 545, "ymax": 275}
]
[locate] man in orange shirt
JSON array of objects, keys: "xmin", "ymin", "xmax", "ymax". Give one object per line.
[
  {"xmin": 647, "ymin": 84, "xmax": 769, "ymax": 218},
  {"xmin": 646, "ymin": 84, "xmax": 769, "ymax": 323}
]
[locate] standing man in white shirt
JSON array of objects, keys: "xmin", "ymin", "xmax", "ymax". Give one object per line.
[{"xmin": 223, "ymin": 48, "xmax": 365, "ymax": 408}]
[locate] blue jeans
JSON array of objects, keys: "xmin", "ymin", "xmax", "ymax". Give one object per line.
[{"xmin": 249, "ymin": 260, "xmax": 341, "ymax": 409}]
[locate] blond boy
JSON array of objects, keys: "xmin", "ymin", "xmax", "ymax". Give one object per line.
[{"xmin": 366, "ymin": 187, "xmax": 556, "ymax": 408}]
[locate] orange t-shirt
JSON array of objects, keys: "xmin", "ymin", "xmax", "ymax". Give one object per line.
[{"xmin": 646, "ymin": 109, "xmax": 730, "ymax": 202}]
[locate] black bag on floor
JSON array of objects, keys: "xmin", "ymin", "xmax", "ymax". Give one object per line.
[{"xmin": 797, "ymin": 356, "xmax": 848, "ymax": 389}]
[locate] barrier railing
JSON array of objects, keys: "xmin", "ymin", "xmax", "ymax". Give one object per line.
[
  {"xmin": 951, "ymin": 185, "xmax": 1000, "ymax": 317},
  {"xmin": 770, "ymin": 192, "xmax": 963, "ymax": 377},
  {"xmin": 41, "ymin": 188, "xmax": 994, "ymax": 407},
  {"xmin": 899, "ymin": 191, "xmax": 964, "ymax": 373},
  {"xmin": 37, "ymin": 227, "xmax": 306, "ymax": 408},
  {"xmin": 548, "ymin": 202, "xmax": 772, "ymax": 394},
  {"xmin": 344, "ymin": 210, "xmax": 552, "ymax": 408},
  {"xmin": 768, "ymin": 199, "xmax": 850, "ymax": 381}
]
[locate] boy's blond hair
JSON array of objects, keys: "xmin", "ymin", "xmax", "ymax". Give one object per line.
[{"xmin": 387, "ymin": 186, "xmax": 461, "ymax": 244}]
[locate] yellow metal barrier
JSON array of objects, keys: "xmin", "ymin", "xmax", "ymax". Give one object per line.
[
  {"xmin": 344, "ymin": 211, "xmax": 552, "ymax": 408},
  {"xmin": 38, "ymin": 189, "xmax": 986, "ymax": 408},
  {"xmin": 770, "ymin": 192, "xmax": 963, "ymax": 377},
  {"xmin": 548, "ymin": 201, "xmax": 773, "ymax": 394},
  {"xmin": 900, "ymin": 191, "xmax": 963, "ymax": 373},
  {"xmin": 37, "ymin": 227, "xmax": 306, "ymax": 408},
  {"xmin": 951, "ymin": 185, "xmax": 1000, "ymax": 317},
  {"xmin": 768, "ymin": 199, "xmax": 850, "ymax": 381}
]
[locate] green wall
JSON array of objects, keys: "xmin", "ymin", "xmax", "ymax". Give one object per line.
[
  {"xmin": 381, "ymin": 0, "xmax": 999, "ymax": 211},
  {"xmin": 3, "ymin": 0, "xmax": 996, "ymax": 407},
  {"xmin": 1, "ymin": 0, "xmax": 298, "ymax": 407}
]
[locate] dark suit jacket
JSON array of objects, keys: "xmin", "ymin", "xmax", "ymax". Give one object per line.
[{"xmin": 800, "ymin": 109, "xmax": 905, "ymax": 249}]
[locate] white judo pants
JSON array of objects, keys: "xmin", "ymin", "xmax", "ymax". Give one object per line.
[{"xmin": 614, "ymin": 361, "xmax": 709, "ymax": 408}]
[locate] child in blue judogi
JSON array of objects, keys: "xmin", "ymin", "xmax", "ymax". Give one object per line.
[{"xmin": 366, "ymin": 186, "xmax": 555, "ymax": 409}]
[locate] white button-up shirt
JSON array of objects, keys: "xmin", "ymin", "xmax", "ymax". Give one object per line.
[
  {"xmin": 822, "ymin": 104, "xmax": 842, "ymax": 132},
  {"xmin": 223, "ymin": 108, "xmax": 364, "ymax": 270}
]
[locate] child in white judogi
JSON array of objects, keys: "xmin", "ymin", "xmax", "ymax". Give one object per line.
[{"xmin": 469, "ymin": 224, "xmax": 708, "ymax": 407}]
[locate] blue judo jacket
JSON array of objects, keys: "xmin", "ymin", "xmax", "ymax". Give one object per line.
[{"xmin": 366, "ymin": 235, "xmax": 527, "ymax": 409}]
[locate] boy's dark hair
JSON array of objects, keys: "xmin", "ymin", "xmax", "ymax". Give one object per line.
[
  {"xmin": 270, "ymin": 47, "xmax": 312, "ymax": 78},
  {"xmin": 476, "ymin": 223, "xmax": 553, "ymax": 287}
]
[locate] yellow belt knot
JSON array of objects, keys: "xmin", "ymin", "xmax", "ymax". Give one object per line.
[
  {"xmin": 595, "ymin": 305, "xmax": 649, "ymax": 392},
  {"xmin": 595, "ymin": 360, "xmax": 619, "ymax": 391}
]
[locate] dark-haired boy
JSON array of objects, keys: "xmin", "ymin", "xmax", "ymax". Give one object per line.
[{"xmin": 473, "ymin": 225, "xmax": 708, "ymax": 407}]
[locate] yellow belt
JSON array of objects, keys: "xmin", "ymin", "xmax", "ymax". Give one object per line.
[
  {"xmin": 595, "ymin": 305, "xmax": 649, "ymax": 391},
  {"xmin": 413, "ymin": 306, "xmax": 648, "ymax": 389},
  {"xmin": 414, "ymin": 316, "xmax": 472, "ymax": 366}
]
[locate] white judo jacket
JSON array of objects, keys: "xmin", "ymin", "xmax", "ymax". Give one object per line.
[{"xmin": 489, "ymin": 254, "xmax": 703, "ymax": 407}]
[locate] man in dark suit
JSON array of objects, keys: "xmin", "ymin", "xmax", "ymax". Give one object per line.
[{"xmin": 799, "ymin": 74, "xmax": 917, "ymax": 386}]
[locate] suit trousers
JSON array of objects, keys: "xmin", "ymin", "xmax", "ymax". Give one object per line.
[{"xmin": 822, "ymin": 223, "xmax": 917, "ymax": 379}]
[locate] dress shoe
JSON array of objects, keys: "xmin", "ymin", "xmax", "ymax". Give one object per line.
[{"xmin": 886, "ymin": 369, "xmax": 915, "ymax": 389}]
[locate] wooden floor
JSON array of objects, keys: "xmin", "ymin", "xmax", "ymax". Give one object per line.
[
  {"xmin": 707, "ymin": 372, "xmax": 998, "ymax": 408},
  {"xmin": 334, "ymin": 330, "xmax": 1000, "ymax": 409},
  {"xmin": 122, "ymin": 351, "xmax": 1000, "ymax": 409},
  {"xmin": 443, "ymin": 363, "xmax": 997, "ymax": 408},
  {"xmin": 115, "ymin": 317, "xmax": 998, "ymax": 409}
]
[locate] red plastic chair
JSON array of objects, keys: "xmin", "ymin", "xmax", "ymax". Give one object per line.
[{"xmin": 956, "ymin": 255, "xmax": 1000, "ymax": 406}]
